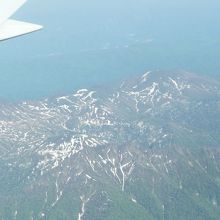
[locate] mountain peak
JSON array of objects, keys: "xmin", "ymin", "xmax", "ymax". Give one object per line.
[{"xmin": 0, "ymin": 70, "xmax": 220, "ymax": 219}]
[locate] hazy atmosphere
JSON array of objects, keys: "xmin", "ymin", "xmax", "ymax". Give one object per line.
[
  {"xmin": 1, "ymin": 1, "xmax": 220, "ymax": 219},
  {"xmin": 1, "ymin": 0, "xmax": 220, "ymax": 100}
]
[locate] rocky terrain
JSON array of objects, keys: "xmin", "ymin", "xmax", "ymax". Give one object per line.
[{"xmin": 0, "ymin": 70, "xmax": 220, "ymax": 220}]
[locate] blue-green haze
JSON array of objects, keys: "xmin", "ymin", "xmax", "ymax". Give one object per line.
[{"xmin": 0, "ymin": 0, "xmax": 220, "ymax": 101}]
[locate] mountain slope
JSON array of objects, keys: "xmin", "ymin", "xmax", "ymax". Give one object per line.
[{"xmin": 0, "ymin": 70, "xmax": 220, "ymax": 220}]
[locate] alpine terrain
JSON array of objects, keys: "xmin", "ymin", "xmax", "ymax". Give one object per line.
[{"xmin": 0, "ymin": 70, "xmax": 220, "ymax": 220}]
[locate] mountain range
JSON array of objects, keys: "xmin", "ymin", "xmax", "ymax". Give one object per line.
[{"xmin": 0, "ymin": 70, "xmax": 220, "ymax": 220}]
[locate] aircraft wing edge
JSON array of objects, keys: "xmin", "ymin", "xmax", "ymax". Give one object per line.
[
  {"xmin": 0, "ymin": 19, "xmax": 43, "ymax": 41},
  {"xmin": 0, "ymin": 0, "xmax": 27, "ymax": 25}
]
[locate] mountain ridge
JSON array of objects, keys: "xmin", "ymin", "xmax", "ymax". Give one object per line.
[{"xmin": 0, "ymin": 70, "xmax": 220, "ymax": 219}]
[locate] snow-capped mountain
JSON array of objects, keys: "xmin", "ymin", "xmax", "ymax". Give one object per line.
[{"xmin": 0, "ymin": 70, "xmax": 220, "ymax": 220}]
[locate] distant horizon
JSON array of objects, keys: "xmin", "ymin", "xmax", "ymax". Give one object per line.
[
  {"xmin": 1, "ymin": 0, "xmax": 220, "ymax": 101},
  {"xmin": 1, "ymin": 2, "xmax": 220, "ymax": 219}
]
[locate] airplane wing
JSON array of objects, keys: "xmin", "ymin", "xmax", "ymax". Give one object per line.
[
  {"xmin": 0, "ymin": 0, "xmax": 27, "ymax": 24},
  {"xmin": 0, "ymin": 19, "xmax": 43, "ymax": 41},
  {"xmin": 0, "ymin": 0, "xmax": 43, "ymax": 41}
]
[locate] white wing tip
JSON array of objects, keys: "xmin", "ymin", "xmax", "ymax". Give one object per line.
[{"xmin": 0, "ymin": 20, "xmax": 44, "ymax": 41}]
